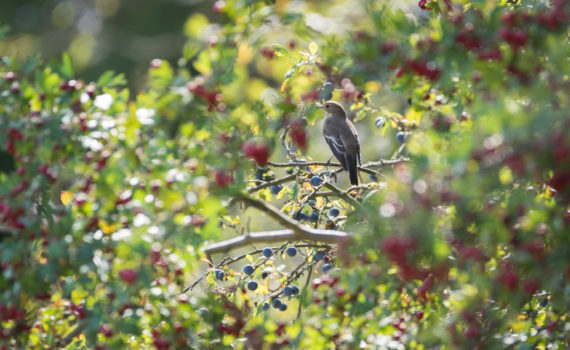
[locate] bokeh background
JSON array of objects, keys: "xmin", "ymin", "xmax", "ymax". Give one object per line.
[
  {"xmin": 0, "ymin": 0, "xmax": 215, "ymax": 91},
  {"xmin": 0, "ymin": 0, "xmax": 421, "ymax": 91}
]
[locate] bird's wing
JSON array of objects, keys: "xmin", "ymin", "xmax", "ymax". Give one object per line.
[
  {"xmin": 346, "ymin": 119, "xmax": 362, "ymax": 165},
  {"xmin": 355, "ymin": 136, "xmax": 362, "ymax": 165},
  {"xmin": 324, "ymin": 134, "xmax": 348, "ymax": 170}
]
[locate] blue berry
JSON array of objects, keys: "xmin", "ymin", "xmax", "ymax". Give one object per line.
[
  {"xmin": 375, "ymin": 116, "xmax": 386, "ymax": 128},
  {"xmin": 329, "ymin": 207, "xmax": 340, "ymax": 217},
  {"xmin": 198, "ymin": 307, "xmax": 208, "ymax": 316},
  {"xmin": 247, "ymin": 281, "xmax": 258, "ymax": 291},
  {"xmin": 314, "ymin": 250, "xmax": 326, "ymax": 261},
  {"xmin": 214, "ymin": 269, "xmax": 225, "ymax": 281},
  {"xmin": 270, "ymin": 185, "xmax": 282, "ymax": 195},
  {"xmin": 272, "ymin": 298, "xmax": 282, "ymax": 308},
  {"xmin": 322, "ymin": 264, "xmax": 332, "ymax": 272},
  {"xmin": 309, "ymin": 176, "xmax": 322, "ymax": 186},
  {"xmin": 369, "ymin": 173, "xmax": 378, "ymax": 181},
  {"xmin": 286, "ymin": 246, "xmax": 297, "ymax": 257},
  {"xmin": 279, "ymin": 302, "xmax": 288, "ymax": 311},
  {"xmin": 309, "ymin": 211, "xmax": 319, "ymax": 222},
  {"xmin": 321, "ymin": 82, "xmax": 334, "ymax": 101},
  {"xmin": 262, "ymin": 247, "xmax": 273, "ymax": 258},
  {"xmin": 283, "ymin": 286, "xmax": 294, "ymax": 297},
  {"xmin": 243, "ymin": 264, "xmax": 254, "ymax": 275},
  {"xmin": 263, "ymin": 302, "xmax": 270, "ymax": 311},
  {"xmin": 396, "ymin": 131, "xmax": 406, "ymax": 143},
  {"xmin": 290, "ymin": 286, "xmax": 299, "ymax": 295},
  {"xmin": 296, "ymin": 213, "xmax": 308, "ymax": 221}
]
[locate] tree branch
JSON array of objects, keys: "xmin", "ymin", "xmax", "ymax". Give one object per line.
[{"xmin": 202, "ymin": 228, "xmax": 347, "ymax": 255}]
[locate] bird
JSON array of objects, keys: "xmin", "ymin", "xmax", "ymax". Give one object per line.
[{"xmin": 319, "ymin": 101, "xmax": 361, "ymax": 186}]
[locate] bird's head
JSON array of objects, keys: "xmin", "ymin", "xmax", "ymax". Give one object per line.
[{"xmin": 317, "ymin": 101, "xmax": 347, "ymax": 118}]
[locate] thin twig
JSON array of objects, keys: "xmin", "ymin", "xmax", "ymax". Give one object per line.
[
  {"xmin": 56, "ymin": 321, "xmax": 86, "ymax": 348},
  {"xmin": 246, "ymin": 173, "xmax": 296, "ymax": 193},
  {"xmin": 323, "ymin": 182, "xmax": 361, "ymax": 208},
  {"xmin": 297, "ymin": 266, "xmax": 313, "ymax": 320}
]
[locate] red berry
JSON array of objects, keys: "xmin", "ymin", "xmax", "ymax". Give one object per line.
[
  {"xmin": 5, "ymin": 71, "xmax": 15, "ymax": 82},
  {"xmin": 260, "ymin": 47, "xmax": 276, "ymax": 59},
  {"xmin": 213, "ymin": 1, "xmax": 225, "ymax": 14},
  {"xmin": 99, "ymin": 325, "xmax": 113, "ymax": 338},
  {"xmin": 150, "ymin": 59, "xmax": 162, "ymax": 69},
  {"xmin": 10, "ymin": 82, "xmax": 20, "ymax": 94},
  {"xmin": 119, "ymin": 269, "xmax": 137, "ymax": 284},
  {"xmin": 289, "ymin": 119, "xmax": 307, "ymax": 151},
  {"xmin": 242, "ymin": 141, "xmax": 270, "ymax": 166}
]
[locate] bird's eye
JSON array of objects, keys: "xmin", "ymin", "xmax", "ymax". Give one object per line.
[{"xmin": 325, "ymin": 104, "xmax": 330, "ymax": 108}]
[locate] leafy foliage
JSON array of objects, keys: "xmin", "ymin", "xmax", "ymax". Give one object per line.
[{"xmin": 0, "ymin": 0, "xmax": 569, "ymax": 349}]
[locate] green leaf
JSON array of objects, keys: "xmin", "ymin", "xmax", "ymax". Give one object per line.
[
  {"xmin": 60, "ymin": 53, "xmax": 74, "ymax": 78},
  {"xmin": 96, "ymin": 71, "xmax": 127, "ymax": 87},
  {"xmin": 281, "ymin": 12, "xmax": 303, "ymax": 24},
  {"xmin": 271, "ymin": 44, "xmax": 289, "ymax": 56}
]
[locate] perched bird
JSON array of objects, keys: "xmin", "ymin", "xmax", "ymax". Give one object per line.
[{"xmin": 319, "ymin": 101, "xmax": 361, "ymax": 185}]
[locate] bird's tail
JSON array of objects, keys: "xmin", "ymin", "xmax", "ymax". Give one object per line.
[{"xmin": 347, "ymin": 154, "xmax": 359, "ymax": 186}]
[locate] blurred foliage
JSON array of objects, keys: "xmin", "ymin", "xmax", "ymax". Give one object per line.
[
  {"xmin": 0, "ymin": 0, "xmax": 214, "ymax": 91},
  {"xmin": 1, "ymin": 0, "xmax": 569, "ymax": 349}
]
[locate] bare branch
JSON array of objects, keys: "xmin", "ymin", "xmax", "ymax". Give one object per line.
[
  {"xmin": 246, "ymin": 173, "xmax": 296, "ymax": 193},
  {"xmin": 202, "ymin": 228, "xmax": 347, "ymax": 255},
  {"xmin": 323, "ymin": 182, "xmax": 361, "ymax": 207},
  {"xmin": 56, "ymin": 321, "xmax": 86, "ymax": 348}
]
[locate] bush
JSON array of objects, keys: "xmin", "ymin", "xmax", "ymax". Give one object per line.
[{"xmin": 0, "ymin": 1, "xmax": 568, "ymax": 349}]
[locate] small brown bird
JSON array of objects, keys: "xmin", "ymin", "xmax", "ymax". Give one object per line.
[{"xmin": 319, "ymin": 101, "xmax": 361, "ymax": 185}]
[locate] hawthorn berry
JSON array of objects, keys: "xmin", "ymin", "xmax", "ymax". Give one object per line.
[
  {"xmin": 242, "ymin": 142, "xmax": 270, "ymax": 166},
  {"xmin": 119, "ymin": 269, "xmax": 137, "ymax": 285},
  {"xmin": 10, "ymin": 82, "xmax": 20, "ymax": 94},
  {"xmin": 5, "ymin": 71, "xmax": 15, "ymax": 82}
]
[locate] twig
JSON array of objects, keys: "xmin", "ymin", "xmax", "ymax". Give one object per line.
[
  {"xmin": 266, "ymin": 160, "xmax": 401, "ymax": 176},
  {"xmin": 246, "ymin": 173, "xmax": 296, "ymax": 193},
  {"xmin": 268, "ymin": 260, "xmax": 318, "ymax": 298},
  {"xmin": 323, "ymin": 182, "xmax": 361, "ymax": 207},
  {"xmin": 297, "ymin": 267, "xmax": 313, "ymax": 320},
  {"xmin": 56, "ymin": 321, "xmax": 86, "ymax": 348}
]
